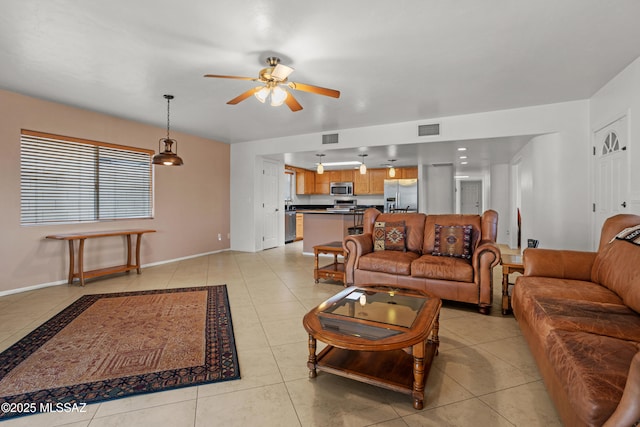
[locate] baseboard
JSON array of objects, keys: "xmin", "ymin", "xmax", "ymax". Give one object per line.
[{"xmin": 0, "ymin": 248, "xmax": 230, "ymax": 298}]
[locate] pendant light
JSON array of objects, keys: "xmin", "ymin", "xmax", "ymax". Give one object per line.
[
  {"xmin": 388, "ymin": 159, "xmax": 396, "ymax": 177},
  {"xmin": 359, "ymin": 154, "xmax": 368, "ymax": 175},
  {"xmin": 316, "ymin": 154, "xmax": 326, "ymax": 174},
  {"xmin": 152, "ymin": 94, "xmax": 184, "ymax": 166}
]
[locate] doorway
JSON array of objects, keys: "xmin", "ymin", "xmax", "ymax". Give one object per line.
[
  {"xmin": 593, "ymin": 116, "xmax": 629, "ymax": 248},
  {"xmin": 460, "ymin": 180, "xmax": 482, "ymax": 214}
]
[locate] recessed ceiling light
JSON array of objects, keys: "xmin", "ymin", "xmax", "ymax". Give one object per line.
[
  {"xmin": 461, "ymin": 161, "xmax": 468, "ymax": 165},
  {"xmin": 459, "ymin": 156, "xmax": 467, "ymax": 159},
  {"xmin": 457, "ymin": 147, "xmax": 467, "ymax": 151},
  {"xmin": 455, "ymin": 175, "xmax": 470, "ymax": 179}
]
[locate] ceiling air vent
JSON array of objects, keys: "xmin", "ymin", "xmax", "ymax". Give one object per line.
[
  {"xmin": 418, "ymin": 123, "xmax": 440, "ymax": 136},
  {"xmin": 322, "ymin": 133, "xmax": 339, "ymax": 144}
]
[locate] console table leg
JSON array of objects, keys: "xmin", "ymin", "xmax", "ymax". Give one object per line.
[
  {"xmin": 67, "ymin": 240, "xmax": 75, "ymax": 284},
  {"xmin": 135, "ymin": 233, "xmax": 143, "ymax": 273},
  {"xmin": 125, "ymin": 234, "xmax": 132, "ymax": 273},
  {"xmin": 307, "ymin": 334, "xmax": 317, "ymax": 378},
  {"xmin": 78, "ymin": 238, "xmax": 86, "ymax": 286}
]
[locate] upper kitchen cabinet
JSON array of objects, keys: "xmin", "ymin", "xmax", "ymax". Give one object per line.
[
  {"xmin": 369, "ymin": 168, "xmax": 387, "ymax": 194},
  {"xmin": 353, "ymin": 170, "xmax": 369, "ymax": 194},
  {"xmin": 295, "ymin": 169, "xmax": 316, "ymax": 194},
  {"xmin": 315, "ymin": 170, "xmax": 330, "ymax": 194},
  {"xmin": 400, "ymin": 167, "xmax": 418, "ymax": 179},
  {"xmin": 338, "ymin": 169, "xmax": 354, "ymax": 183}
]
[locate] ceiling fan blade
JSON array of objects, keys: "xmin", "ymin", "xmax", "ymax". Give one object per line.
[
  {"xmin": 285, "ymin": 92, "xmax": 303, "ymax": 112},
  {"xmin": 288, "ymin": 82, "xmax": 340, "ymax": 98},
  {"xmin": 227, "ymin": 87, "xmax": 260, "ymax": 105},
  {"xmin": 271, "ymin": 64, "xmax": 294, "ymax": 81},
  {"xmin": 204, "ymin": 74, "xmax": 258, "ymax": 81}
]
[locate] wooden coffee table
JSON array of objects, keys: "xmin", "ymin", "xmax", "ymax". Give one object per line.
[{"xmin": 303, "ymin": 285, "xmax": 441, "ymax": 409}]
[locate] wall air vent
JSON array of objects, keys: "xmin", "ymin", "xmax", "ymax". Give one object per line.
[
  {"xmin": 432, "ymin": 162, "xmax": 453, "ymax": 167},
  {"xmin": 418, "ymin": 123, "xmax": 440, "ymax": 136},
  {"xmin": 322, "ymin": 133, "xmax": 339, "ymax": 144}
]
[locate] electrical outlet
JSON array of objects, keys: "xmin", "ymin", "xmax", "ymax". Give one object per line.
[{"xmin": 217, "ymin": 233, "xmax": 222, "ymax": 241}]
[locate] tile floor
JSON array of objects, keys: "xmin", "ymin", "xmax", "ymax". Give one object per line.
[{"xmin": 0, "ymin": 242, "xmax": 561, "ymax": 426}]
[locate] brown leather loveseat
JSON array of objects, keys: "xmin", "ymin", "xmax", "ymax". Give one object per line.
[
  {"xmin": 512, "ymin": 214, "xmax": 640, "ymax": 427},
  {"xmin": 343, "ymin": 208, "xmax": 500, "ymax": 314}
]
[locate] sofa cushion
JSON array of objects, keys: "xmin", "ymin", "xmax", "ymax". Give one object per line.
[
  {"xmin": 432, "ymin": 224, "xmax": 472, "ymax": 259},
  {"xmin": 529, "ymin": 295, "xmax": 640, "ymax": 342},
  {"xmin": 373, "ymin": 221, "xmax": 406, "ymax": 252},
  {"xmin": 591, "ymin": 238, "xmax": 640, "ymax": 313},
  {"xmin": 357, "ymin": 251, "xmax": 419, "ymax": 276},
  {"xmin": 411, "ymin": 254, "xmax": 473, "ymax": 282},
  {"xmin": 546, "ymin": 329, "xmax": 640, "ymax": 426}
]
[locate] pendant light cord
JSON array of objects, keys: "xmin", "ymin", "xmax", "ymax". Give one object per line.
[{"xmin": 166, "ymin": 96, "xmax": 171, "ymax": 140}]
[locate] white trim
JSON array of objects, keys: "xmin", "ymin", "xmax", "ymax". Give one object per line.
[{"xmin": 0, "ymin": 248, "xmax": 230, "ymax": 297}]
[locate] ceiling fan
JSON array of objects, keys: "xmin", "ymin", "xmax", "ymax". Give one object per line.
[{"xmin": 204, "ymin": 57, "xmax": 340, "ymax": 112}]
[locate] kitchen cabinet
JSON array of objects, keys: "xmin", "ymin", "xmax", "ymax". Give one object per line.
[
  {"xmin": 295, "ymin": 169, "xmax": 315, "ymax": 194},
  {"xmin": 369, "ymin": 168, "xmax": 387, "ymax": 194},
  {"xmin": 338, "ymin": 169, "xmax": 354, "ymax": 182},
  {"xmin": 353, "ymin": 170, "xmax": 369, "ymax": 195},
  {"xmin": 315, "ymin": 171, "xmax": 330, "ymax": 194},
  {"xmin": 400, "ymin": 167, "xmax": 418, "ymax": 179}
]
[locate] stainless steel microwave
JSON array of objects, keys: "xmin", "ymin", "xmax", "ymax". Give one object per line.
[{"xmin": 329, "ymin": 182, "xmax": 353, "ymax": 196}]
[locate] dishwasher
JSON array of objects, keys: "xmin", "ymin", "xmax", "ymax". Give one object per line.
[{"xmin": 285, "ymin": 211, "xmax": 296, "ymax": 243}]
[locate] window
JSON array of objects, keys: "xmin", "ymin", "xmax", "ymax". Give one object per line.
[{"xmin": 20, "ymin": 130, "xmax": 154, "ymax": 225}]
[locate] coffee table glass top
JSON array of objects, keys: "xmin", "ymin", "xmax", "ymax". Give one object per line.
[{"xmin": 319, "ymin": 288, "xmax": 428, "ymax": 340}]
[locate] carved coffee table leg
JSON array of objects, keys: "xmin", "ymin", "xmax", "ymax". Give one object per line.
[
  {"xmin": 412, "ymin": 340, "xmax": 426, "ymax": 409},
  {"xmin": 307, "ymin": 334, "xmax": 317, "ymax": 378}
]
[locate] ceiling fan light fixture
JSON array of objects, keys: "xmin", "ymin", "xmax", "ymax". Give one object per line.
[
  {"xmin": 254, "ymin": 86, "xmax": 270, "ymax": 103},
  {"xmin": 271, "ymin": 63, "xmax": 294, "ymax": 81},
  {"xmin": 152, "ymin": 95, "xmax": 183, "ymax": 166},
  {"xmin": 270, "ymin": 86, "xmax": 288, "ymax": 106}
]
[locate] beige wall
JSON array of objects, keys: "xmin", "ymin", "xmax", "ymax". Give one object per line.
[{"xmin": 0, "ymin": 89, "xmax": 230, "ymax": 294}]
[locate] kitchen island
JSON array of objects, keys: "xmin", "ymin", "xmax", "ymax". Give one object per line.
[{"xmin": 300, "ymin": 210, "xmax": 360, "ymax": 254}]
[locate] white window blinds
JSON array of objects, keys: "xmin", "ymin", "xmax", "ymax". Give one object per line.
[{"xmin": 20, "ymin": 130, "xmax": 154, "ymax": 225}]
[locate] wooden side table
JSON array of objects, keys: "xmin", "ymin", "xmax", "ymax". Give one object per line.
[
  {"xmin": 501, "ymin": 254, "xmax": 524, "ymax": 314},
  {"xmin": 313, "ymin": 241, "xmax": 346, "ymax": 285}
]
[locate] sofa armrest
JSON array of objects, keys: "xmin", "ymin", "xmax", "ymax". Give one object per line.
[
  {"xmin": 523, "ymin": 248, "xmax": 597, "ymax": 281},
  {"xmin": 472, "ymin": 240, "xmax": 501, "ymax": 310},
  {"xmin": 603, "ymin": 350, "xmax": 640, "ymax": 427},
  {"xmin": 343, "ymin": 233, "xmax": 373, "ymax": 285}
]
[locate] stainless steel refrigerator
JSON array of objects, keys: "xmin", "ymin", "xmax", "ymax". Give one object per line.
[{"xmin": 384, "ymin": 179, "xmax": 418, "ymax": 213}]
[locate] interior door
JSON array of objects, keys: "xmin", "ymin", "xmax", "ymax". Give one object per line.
[
  {"xmin": 594, "ymin": 116, "xmax": 628, "ymax": 248},
  {"xmin": 262, "ymin": 159, "xmax": 280, "ymax": 249},
  {"xmin": 460, "ymin": 180, "xmax": 482, "ymax": 214}
]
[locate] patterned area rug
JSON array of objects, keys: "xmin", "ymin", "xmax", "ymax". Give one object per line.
[{"xmin": 0, "ymin": 285, "xmax": 240, "ymax": 419}]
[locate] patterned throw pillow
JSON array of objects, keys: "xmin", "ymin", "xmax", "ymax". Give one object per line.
[
  {"xmin": 373, "ymin": 221, "xmax": 406, "ymax": 252},
  {"xmin": 432, "ymin": 224, "xmax": 472, "ymax": 259}
]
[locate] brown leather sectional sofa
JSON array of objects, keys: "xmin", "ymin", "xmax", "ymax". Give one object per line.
[
  {"xmin": 512, "ymin": 214, "xmax": 640, "ymax": 427},
  {"xmin": 343, "ymin": 208, "xmax": 500, "ymax": 314}
]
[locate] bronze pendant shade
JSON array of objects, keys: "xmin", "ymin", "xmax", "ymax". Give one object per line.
[{"xmin": 152, "ymin": 94, "xmax": 184, "ymax": 166}]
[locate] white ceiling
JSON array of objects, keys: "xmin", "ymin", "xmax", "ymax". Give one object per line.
[{"xmin": 2, "ymin": 1, "xmax": 640, "ymax": 173}]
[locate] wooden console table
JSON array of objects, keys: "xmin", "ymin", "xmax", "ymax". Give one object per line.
[{"xmin": 46, "ymin": 229, "xmax": 156, "ymax": 286}]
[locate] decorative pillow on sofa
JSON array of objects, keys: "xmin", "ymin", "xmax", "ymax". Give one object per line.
[
  {"xmin": 373, "ymin": 221, "xmax": 406, "ymax": 252},
  {"xmin": 432, "ymin": 224, "xmax": 472, "ymax": 259}
]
